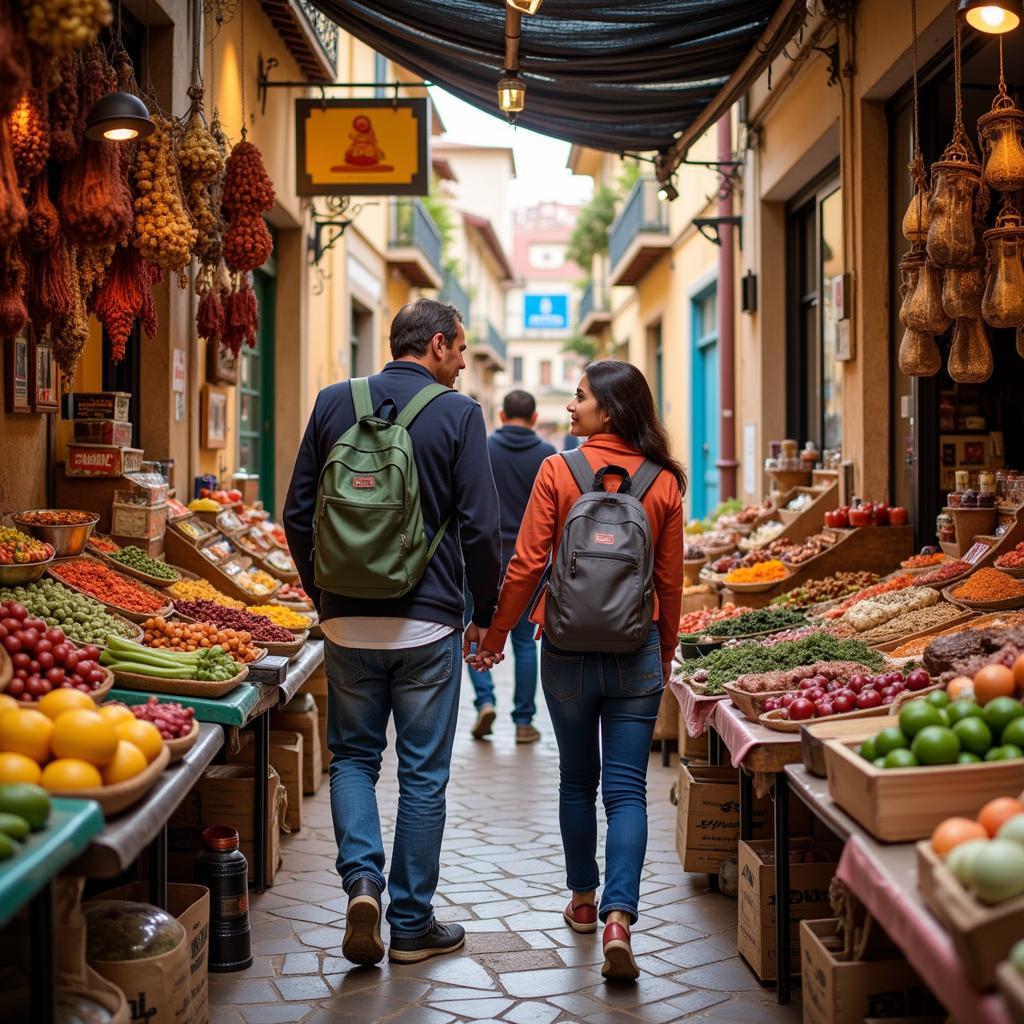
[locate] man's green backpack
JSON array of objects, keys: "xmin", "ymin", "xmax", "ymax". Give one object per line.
[{"xmin": 312, "ymin": 377, "xmax": 451, "ymax": 598}]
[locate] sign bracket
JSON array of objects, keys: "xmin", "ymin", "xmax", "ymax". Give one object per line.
[{"xmin": 308, "ymin": 195, "xmax": 378, "ymax": 268}]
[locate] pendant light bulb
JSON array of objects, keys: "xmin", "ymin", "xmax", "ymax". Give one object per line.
[
  {"xmin": 84, "ymin": 91, "xmax": 155, "ymax": 142},
  {"xmin": 506, "ymin": 0, "xmax": 543, "ymax": 12},
  {"xmin": 497, "ymin": 74, "xmax": 526, "ymax": 114},
  {"xmin": 959, "ymin": 0, "xmax": 1023, "ymax": 33}
]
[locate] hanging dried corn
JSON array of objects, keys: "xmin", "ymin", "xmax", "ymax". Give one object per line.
[
  {"xmin": 0, "ymin": 239, "xmax": 27, "ymax": 335},
  {"xmin": 18, "ymin": 0, "xmax": 112, "ymax": 57}
]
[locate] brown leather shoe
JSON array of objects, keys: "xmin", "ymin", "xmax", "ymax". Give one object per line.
[
  {"xmin": 471, "ymin": 705, "xmax": 496, "ymax": 739},
  {"xmin": 515, "ymin": 724, "xmax": 541, "ymax": 744}
]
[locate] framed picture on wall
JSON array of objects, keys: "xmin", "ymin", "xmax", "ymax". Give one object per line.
[
  {"xmin": 4, "ymin": 328, "xmax": 33, "ymax": 414},
  {"xmin": 33, "ymin": 336, "xmax": 58, "ymax": 413},
  {"xmin": 202, "ymin": 384, "xmax": 228, "ymax": 449},
  {"xmin": 206, "ymin": 339, "xmax": 239, "ymax": 386}
]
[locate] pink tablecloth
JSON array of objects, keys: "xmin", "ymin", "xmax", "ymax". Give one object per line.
[
  {"xmin": 836, "ymin": 836, "xmax": 1012, "ymax": 1024},
  {"xmin": 709, "ymin": 699, "xmax": 797, "ymax": 768},
  {"xmin": 668, "ymin": 678, "xmax": 726, "ymax": 738}
]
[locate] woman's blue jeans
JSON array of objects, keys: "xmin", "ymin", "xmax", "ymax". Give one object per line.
[{"xmin": 540, "ymin": 627, "xmax": 663, "ymax": 923}]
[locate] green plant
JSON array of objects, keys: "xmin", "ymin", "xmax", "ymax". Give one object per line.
[
  {"xmin": 567, "ymin": 185, "xmax": 617, "ymax": 272},
  {"xmin": 561, "ymin": 334, "xmax": 597, "ymax": 360},
  {"xmin": 617, "ymin": 160, "xmax": 642, "ymax": 194}
]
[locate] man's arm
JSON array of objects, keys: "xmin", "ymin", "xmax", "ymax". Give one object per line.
[
  {"xmin": 283, "ymin": 395, "xmax": 323, "ymax": 612},
  {"xmin": 453, "ymin": 403, "xmax": 502, "ymax": 628}
]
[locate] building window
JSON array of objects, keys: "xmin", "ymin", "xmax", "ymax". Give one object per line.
[
  {"xmin": 512, "ymin": 356, "xmax": 524, "ymax": 383},
  {"xmin": 787, "ymin": 173, "xmax": 843, "ymax": 450},
  {"xmin": 539, "ymin": 360, "xmax": 552, "ymax": 387},
  {"xmin": 563, "ymin": 358, "xmax": 575, "ymax": 383}
]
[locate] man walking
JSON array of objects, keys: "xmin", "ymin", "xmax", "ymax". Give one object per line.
[
  {"xmin": 284, "ymin": 298, "xmax": 501, "ymax": 967},
  {"xmin": 468, "ymin": 389, "xmax": 555, "ymax": 744}
]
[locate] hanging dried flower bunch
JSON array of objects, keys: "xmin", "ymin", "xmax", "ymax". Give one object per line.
[
  {"xmin": 132, "ymin": 114, "xmax": 197, "ymax": 278},
  {"xmin": 0, "ymin": 238, "xmax": 27, "ymax": 335},
  {"xmin": 23, "ymin": 169, "xmax": 58, "ymax": 251},
  {"xmin": 52, "ymin": 239, "xmax": 88, "ymax": 380},
  {"xmin": 221, "ymin": 139, "xmax": 274, "ymax": 273},
  {"xmin": 18, "ymin": 0, "xmax": 112, "ymax": 58},
  {"xmin": 222, "ymin": 273, "xmax": 258, "ymax": 355},
  {"xmin": 27, "ymin": 233, "xmax": 72, "ymax": 325},
  {"xmin": 8, "ymin": 83, "xmax": 48, "ymax": 190},
  {"xmin": 79, "ymin": 241, "xmax": 114, "ymax": 307},
  {"xmin": 59, "ymin": 137, "xmax": 132, "ymax": 245},
  {"xmin": 0, "ymin": 0, "xmax": 29, "ymax": 119},
  {"xmin": 0, "ymin": 120, "xmax": 27, "ymax": 245},
  {"xmin": 49, "ymin": 52, "xmax": 81, "ymax": 162},
  {"xmin": 94, "ymin": 243, "xmax": 149, "ymax": 361},
  {"xmin": 195, "ymin": 260, "xmax": 226, "ymax": 344},
  {"xmin": 178, "ymin": 90, "xmax": 225, "ymax": 269}
]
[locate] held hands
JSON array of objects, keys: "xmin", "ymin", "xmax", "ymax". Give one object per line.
[{"xmin": 463, "ymin": 623, "xmax": 504, "ymax": 671}]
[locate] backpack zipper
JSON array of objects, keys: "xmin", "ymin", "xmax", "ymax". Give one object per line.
[{"xmin": 570, "ymin": 550, "xmax": 638, "ymax": 576}]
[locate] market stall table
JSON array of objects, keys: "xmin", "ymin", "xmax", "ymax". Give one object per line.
[
  {"xmin": 784, "ymin": 763, "xmax": 1013, "ymax": 1024},
  {"xmin": 669, "ymin": 676, "xmax": 726, "ymax": 740},
  {"xmin": 708, "ymin": 699, "xmax": 805, "ymax": 1004}
]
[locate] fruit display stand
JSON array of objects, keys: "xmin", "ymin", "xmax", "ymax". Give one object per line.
[
  {"xmin": 784, "ymin": 764, "xmax": 1014, "ymax": 1024},
  {"xmin": 720, "ymin": 525, "xmax": 917, "ymax": 610},
  {"xmin": 940, "ymin": 504, "xmax": 1024, "ymax": 567},
  {"xmin": 772, "ymin": 476, "xmax": 839, "ymax": 545},
  {"xmin": 0, "ymin": 797, "xmax": 105, "ymax": 1024}
]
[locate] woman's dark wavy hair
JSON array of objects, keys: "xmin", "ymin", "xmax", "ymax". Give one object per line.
[{"xmin": 584, "ymin": 359, "xmax": 687, "ymax": 495}]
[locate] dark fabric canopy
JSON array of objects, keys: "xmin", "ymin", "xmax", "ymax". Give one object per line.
[{"xmin": 304, "ymin": 0, "xmax": 803, "ymax": 156}]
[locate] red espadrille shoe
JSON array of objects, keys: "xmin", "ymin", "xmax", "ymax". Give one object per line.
[
  {"xmin": 601, "ymin": 921, "xmax": 639, "ymax": 980},
  {"xmin": 563, "ymin": 900, "xmax": 598, "ymax": 934}
]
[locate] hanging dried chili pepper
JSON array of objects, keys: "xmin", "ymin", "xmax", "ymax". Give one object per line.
[
  {"xmin": 222, "ymin": 274, "xmax": 257, "ymax": 355},
  {"xmin": 0, "ymin": 238, "xmax": 27, "ymax": 335},
  {"xmin": 52, "ymin": 239, "xmax": 88, "ymax": 381},
  {"xmin": 94, "ymin": 244, "xmax": 148, "ymax": 361},
  {"xmin": 24, "ymin": 170, "xmax": 58, "ymax": 251},
  {"xmin": 9, "ymin": 84, "xmax": 49, "ymax": 188},
  {"xmin": 0, "ymin": 120, "xmax": 27, "ymax": 245},
  {"xmin": 27, "ymin": 234, "xmax": 72, "ymax": 325},
  {"xmin": 49, "ymin": 52, "xmax": 80, "ymax": 162},
  {"xmin": 60, "ymin": 137, "xmax": 132, "ymax": 246},
  {"xmin": 221, "ymin": 139, "xmax": 274, "ymax": 274}
]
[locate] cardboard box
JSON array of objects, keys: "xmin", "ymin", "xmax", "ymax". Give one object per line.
[
  {"xmin": 299, "ymin": 664, "xmax": 329, "ymax": 774},
  {"xmin": 271, "ymin": 693, "xmax": 323, "ymax": 794},
  {"xmin": 675, "ymin": 763, "xmax": 772, "ymax": 873},
  {"xmin": 678, "ymin": 707, "xmax": 709, "ymax": 762},
  {"xmin": 73, "ymin": 418, "xmax": 134, "ymax": 446},
  {"xmin": 228, "ymin": 730, "xmax": 304, "ymax": 831},
  {"xmin": 800, "ymin": 919, "xmax": 939, "ymax": 1024},
  {"xmin": 66, "ymin": 443, "xmax": 144, "ymax": 477},
  {"xmin": 738, "ymin": 838, "xmax": 839, "ymax": 982},
  {"xmin": 169, "ymin": 765, "xmax": 285, "ymax": 886},
  {"xmin": 65, "ymin": 391, "xmax": 131, "ymax": 421},
  {"xmin": 111, "ymin": 501, "xmax": 168, "ymax": 540}
]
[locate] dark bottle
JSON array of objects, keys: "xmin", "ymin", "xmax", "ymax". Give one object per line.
[{"xmin": 194, "ymin": 825, "xmax": 253, "ymax": 972}]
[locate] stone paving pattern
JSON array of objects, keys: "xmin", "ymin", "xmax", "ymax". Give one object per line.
[{"xmin": 209, "ymin": 663, "xmax": 802, "ymax": 1023}]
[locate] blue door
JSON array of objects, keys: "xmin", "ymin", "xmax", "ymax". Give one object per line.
[{"xmin": 690, "ymin": 286, "xmax": 719, "ymax": 520}]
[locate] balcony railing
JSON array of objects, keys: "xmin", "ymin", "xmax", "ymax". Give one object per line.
[
  {"xmin": 608, "ymin": 177, "xmax": 670, "ymax": 272},
  {"xmin": 389, "ymin": 199, "xmax": 444, "ymax": 282},
  {"xmin": 487, "ymin": 320, "xmax": 507, "ymax": 364},
  {"xmin": 439, "ymin": 269, "xmax": 471, "ymax": 328},
  {"xmin": 297, "ymin": 0, "xmax": 339, "ymax": 68}
]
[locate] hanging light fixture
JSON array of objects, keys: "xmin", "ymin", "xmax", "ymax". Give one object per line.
[
  {"xmin": 497, "ymin": 73, "xmax": 526, "ymax": 114},
  {"xmin": 84, "ymin": 91, "xmax": 155, "ymax": 141},
  {"xmin": 959, "ymin": 0, "xmax": 1023, "ymax": 33},
  {"xmin": 657, "ymin": 179, "xmax": 679, "ymax": 202},
  {"xmin": 506, "ymin": 0, "xmax": 543, "ymax": 12}
]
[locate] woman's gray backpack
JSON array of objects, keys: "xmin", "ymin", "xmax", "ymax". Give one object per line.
[{"xmin": 543, "ymin": 449, "xmax": 661, "ymax": 653}]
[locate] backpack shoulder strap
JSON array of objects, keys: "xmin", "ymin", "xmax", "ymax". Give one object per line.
[
  {"xmin": 395, "ymin": 382, "xmax": 451, "ymax": 430},
  {"xmin": 629, "ymin": 459, "xmax": 664, "ymax": 501},
  {"xmin": 561, "ymin": 449, "xmax": 594, "ymax": 495},
  {"xmin": 351, "ymin": 378, "xmax": 373, "ymax": 421}
]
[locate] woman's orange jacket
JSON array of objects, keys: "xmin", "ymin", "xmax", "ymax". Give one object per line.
[{"xmin": 482, "ymin": 433, "xmax": 685, "ymax": 666}]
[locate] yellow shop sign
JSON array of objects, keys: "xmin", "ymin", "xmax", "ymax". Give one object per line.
[{"xmin": 295, "ymin": 98, "xmax": 430, "ymax": 196}]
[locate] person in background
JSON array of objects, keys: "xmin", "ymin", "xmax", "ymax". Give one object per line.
[
  {"xmin": 467, "ymin": 390, "xmax": 555, "ymax": 744},
  {"xmin": 470, "ymin": 360, "xmax": 684, "ymax": 981},
  {"xmin": 284, "ymin": 298, "xmax": 502, "ymax": 968}
]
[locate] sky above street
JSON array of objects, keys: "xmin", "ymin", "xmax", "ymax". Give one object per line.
[{"xmin": 430, "ymin": 86, "xmax": 593, "ymax": 210}]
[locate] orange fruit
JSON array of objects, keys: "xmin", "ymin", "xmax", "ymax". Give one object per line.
[
  {"xmin": 0, "ymin": 750, "xmax": 43, "ymax": 785},
  {"xmin": 97, "ymin": 703, "xmax": 135, "ymax": 726},
  {"xmin": 40, "ymin": 758, "xmax": 102, "ymax": 791},
  {"xmin": 947, "ymin": 676, "xmax": 975, "ymax": 702},
  {"xmin": 50, "ymin": 710, "xmax": 118, "ymax": 767},
  {"xmin": 38, "ymin": 688, "xmax": 96, "ymax": 720},
  {"xmin": 115, "ymin": 719, "xmax": 163, "ymax": 764},
  {"xmin": 101, "ymin": 741, "xmax": 148, "ymax": 785},
  {"xmin": 0, "ymin": 708, "xmax": 53, "ymax": 764},
  {"xmin": 0, "ymin": 695, "xmax": 19, "ymax": 714},
  {"xmin": 978, "ymin": 796, "xmax": 1024, "ymax": 837},
  {"xmin": 974, "ymin": 665, "xmax": 1016, "ymax": 706},
  {"xmin": 931, "ymin": 816, "xmax": 989, "ymax": 857}
]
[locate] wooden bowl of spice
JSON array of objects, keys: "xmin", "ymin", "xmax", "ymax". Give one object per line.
[{"xmin": 945, "ymin": 567, "xmax": 1024, "ymax": 610}]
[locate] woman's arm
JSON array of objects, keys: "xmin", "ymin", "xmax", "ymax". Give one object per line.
[
  {"xmin": 653, "ymin": 483, "xmax": 684, "ymax": 667},
  {"xmin": 480, "ymin": 458, "xmax": 560, "ymax": 654}
]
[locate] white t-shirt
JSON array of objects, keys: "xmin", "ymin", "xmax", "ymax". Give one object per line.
[{"xmin": 321, "ymin": 616, "xmax": 456, "ymax": 651}]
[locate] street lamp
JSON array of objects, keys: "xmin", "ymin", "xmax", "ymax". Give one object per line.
[
  {"xmin": 958, "ymin": 0, "xmax": 1023, "ymax": 33},
  {"xmin": 497, "ymin": 74, "xmax": 526, "ymax": 114},
  {"xmin": 506, "ymin": 0, "xmax": 543, "ymax": 12},
  {"xmin": 84, "ymin": 91, "xmax": 155, "ymax": 141}
]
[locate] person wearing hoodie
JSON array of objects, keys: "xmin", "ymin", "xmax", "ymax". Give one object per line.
[{"xmin": 468, "ymin": 390, "xmax": 556, "ymax": 744}]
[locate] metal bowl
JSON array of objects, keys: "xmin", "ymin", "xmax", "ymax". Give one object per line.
[
  {"xmin": 0, "ymin": 551, "xmax": 55, "ymax": 585},
  {"xmin": 12, "ymin": 511, "xmax": 99, "ymax": 557}
]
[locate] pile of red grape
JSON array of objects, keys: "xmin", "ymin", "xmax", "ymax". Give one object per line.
[{"xmin": 129, "ymin": 696, "xmax": 196, "ymax": 739}]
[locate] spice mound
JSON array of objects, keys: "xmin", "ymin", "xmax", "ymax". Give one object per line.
[
  {"xmin": 771, "ymin": 572, "xmax": 879, "ymax": 609},
  {"xmin": 724, "ymin": 559, "xmax": 788, "ymax": 585},
  {"xmin": 995, "ymin": 542, "xmax": 1024, "ymax": 569},
  {"xmin": 109, "ymin": 546, "xmax": 180, "ymax": 581},
  {"xmin": 952, "ymin": 568, "xmax": 1024, "ymax": 604},
  {"xmin": 173, "ymin": 599, "xmax": 295, "ymax": 643},
  {"xmin": 915, "ymin": 560, "xmax": 971, "ymax": 586},
  {"xmin": 168, "ymin": 578, "xmax": 244, "ymax": 609},
  {"xmin": 51, "ymin": 558, "xmax": 169, "ymax": 614},
  {"xmin": 246, "ymin": 603, "xmax": 311, "ymax": 630},
  {"xmin": 699, "ymin": 606, "xmax": 807, "ymax": 638}
]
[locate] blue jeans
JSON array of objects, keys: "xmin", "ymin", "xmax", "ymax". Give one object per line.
[
  {"xmin": 540, "ymin": 627, "xmax": 663, "ymax": 923},
  {"xmin": 467, "ymin": 607, "xmax": 538, "ymax": 725},
  {"xmin": 324, "ymin": 632, "xmax": 461, "ymax": 938}
]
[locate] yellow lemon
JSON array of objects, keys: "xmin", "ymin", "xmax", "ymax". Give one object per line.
[
  {"xmin": 101, "ymin": 741, "xmax": 148, "ymax": 785},
  {"xmin": 40, "ymin": 758, "xmax": 102, "ymax": 791},
  {"xmin": 0, "ymin": 750, "xmax": 43, "ymax": 784},
  {"xmin": 0, "ymin": 709, "xmax": 53, "ymax": 764},
  {"xmin": 115, "ymin": 719, "xmax": 163, "ymax": 764},
  {"xmin": 38, "ymin": 688, "xmax": 96, "ymax": 721},
  {"xmin": 51, "ymin": 710, "xmax": 118, "ymax": 767}
]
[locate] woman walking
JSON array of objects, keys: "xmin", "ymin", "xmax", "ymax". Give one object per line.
[{"xmin": 472, "ymin": 360, "xmax": 684, "ymax": 980}]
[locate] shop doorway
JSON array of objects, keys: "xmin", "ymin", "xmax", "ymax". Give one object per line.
[
  {"xmin": 238, "ymin": 264, "xmax": 276, "ymax": 512},
  {"xmin": 690, "ymin": 284, "xmax": 719, "ymax": 519}
]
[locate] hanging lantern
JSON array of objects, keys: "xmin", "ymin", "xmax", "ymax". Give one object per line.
[
  {"xmin": 978, "ymin": 62, "xmax": 1024, "ymax": 192},
  {"xmin": 898, "ymin": 246, "xmax": 923, "ymax": 327},
  {"xmin": 898, "ymin": 327, "xmax": 943, "ymax": 377},
  {"xmin": 906, "ymin": 255, "xmax": 952, "ymax": 334},
  {"xmin": 928, "ymin": 142, "xmax": 985, "ymax": 269},
  {"xmin": 943, "ymin": 256, "xmax": 986, "ymax": 319},
  {"xmin": 902, "ymin": 186, "xmax": 932, "ymax": 243},
  {"xmin": 982, "ymin": 197, "xmax": 1024, "ymax": 327},
  {"xmin": 948, "ymin": 315, "xmax": 994, "ymax": 382},
  {"xmin": 497, "ymin": 74, "xmax": 526, "ymax": 114}
]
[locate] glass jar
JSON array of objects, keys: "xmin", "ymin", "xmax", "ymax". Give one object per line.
[
  {"xmin": 937, "ymin": 512, "xmax": 956, "ymax": 543},
  {"xmin": 947, "ymin": 491, "xmax": 963, "ymax": 508}
]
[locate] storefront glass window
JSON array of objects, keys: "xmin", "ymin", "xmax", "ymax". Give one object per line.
[{"xmin": 821, "ymin": 188, "xmax": 844, "ymax": 450}]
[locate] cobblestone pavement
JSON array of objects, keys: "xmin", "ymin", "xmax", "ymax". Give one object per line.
[{"xmin": 209, "ymin": 662, "xmax": 802, "ymax": 1024}]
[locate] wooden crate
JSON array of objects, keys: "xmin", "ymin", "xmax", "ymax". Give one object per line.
[
  {"xmin": 823, "ymin": 738, "xmax": 1024, "ymax": 842},
  {"xmin": 800, "ymin": 715, "xmax": 899, "ymax": 778},
  {"xmin": 164, "ymin": 525, "xmax": 279, "ymax": 605},
  {"xmin": 916, "ymin": 840, "xmax": 1024, "ymax": 989}
]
